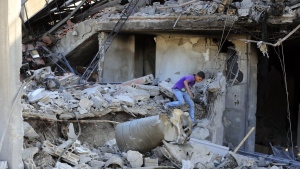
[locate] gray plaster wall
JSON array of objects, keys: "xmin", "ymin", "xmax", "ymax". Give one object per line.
[
  {"xmin": 222, "ymin": 38, "xmax": 257, "ymax": 151},
  {"xmin": 155, "ymin": 34, "xmax": 226, "ymax": 83},
  {"xmin": 0, "ymin": 0, "xmax": 23, "ymax": 168},
  {"xmin": 102, "ymin": 34, "xmax": 135, "ymax": 82}
]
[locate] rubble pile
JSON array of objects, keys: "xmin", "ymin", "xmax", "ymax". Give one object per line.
[{"xmin": 21, "ymin": 67, "xmax": 299, "ymax": 168}]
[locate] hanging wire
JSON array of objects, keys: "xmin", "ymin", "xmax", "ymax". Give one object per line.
[{"xmin": 273, "ymin": 45, "xmax": 295, "ymax": 159}]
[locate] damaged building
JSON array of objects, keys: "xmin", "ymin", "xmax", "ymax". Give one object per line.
[{"xmin": 2, "ymin": 0, "xmax": 300, "ymax": 168}]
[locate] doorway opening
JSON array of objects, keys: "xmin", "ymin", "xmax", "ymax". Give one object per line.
[{"xmin": 255, "ymin": 38, "xmax": 300, "ymax": 154}]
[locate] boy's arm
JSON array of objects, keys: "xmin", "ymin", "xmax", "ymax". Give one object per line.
[{"xmin": 184, "ymin": 80, "xmax": 193, "ymax": 98}]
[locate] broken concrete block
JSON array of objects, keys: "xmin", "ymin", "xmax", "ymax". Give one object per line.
[
  {"xmin": 33, "ymin": 151, "xmax": 55, "ymax": 168},
  {"xmin": 23, "ymin": 122, "xmax": 40, "ymax": 139},
  {"xmin": 115, "ymin": 95, "xmax": 135, "ymax": 106},
  {"xmin": 144, "ymin": 157, "xmax": 158, "ymax": 167},
  {"xmin": 127, "ymin": 150, "xmax": 143, "ymax": 168},
  {"xmin": 190, "ymin": 127, "xmax": 210, "ymax": 140},
  {"xmin": 22, "ymin": 147, "xmax": 39, "ymax": 160},
  {"xmin": 78, "ymin": 107, "xmax": 88, "ymax": 114},
  {"xmin": 0, "ymin": 161, "xmax": 8, "ymax": 169},
  {"xmin": 42, "ymin": 140, "xmax": 80, "ymax": 165},
  {"xmin": 132, "ymin": 84, "xmax": 160, "ymax": 96},
  {"xmin": 23, "ymin": 147, "xmax": 39, "ymax": 169},
  {"xmin": 105, "ymin": 155, "xmax": 124, "ymax": 168},
  {"xmin": 27, "ymin": 88, "xmax": 47, "ymax": 103},
  {"xmin": 115, "ymin": 86, "xmax": 150, "ymax": 101},
  {"xmin": 54, "ymin": 162, "xmax": 73, "ymax": 169},
  {"xmin": 79, "ymin": 155, "xmax": 92, "ymax": 164},
  {"xmin": 91, "ymin": 96, "xmax": 102, "ymax": 108},
  {"xmin": 158, "ymin": 81, "xmax": 174, "ymax": 98},
  {"xmin": 88, "ymin": 160, "xmax": 105, "ymax": 168},
  {"xmin": 161, "ymin": 141, "xmax": 216, "ymax": 168},
  {"xmin": 79, "ymin": 98, "xmax": 93, "ymax": 109},
  {"xmin": 181, "ymin": 160, "xmax": 194, "ymax": 169},
  {"xmin": 120, "ymin": 74, "xmax": 154, "ymax": 86},
  {"xmin": 82, "ymin": 86, "xmax": 101, "ymax": 97}
]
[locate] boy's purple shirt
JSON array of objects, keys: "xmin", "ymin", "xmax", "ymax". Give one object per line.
[{"xmin": 172, "ymin": 75, "xmax": 195, "ymax": 90}]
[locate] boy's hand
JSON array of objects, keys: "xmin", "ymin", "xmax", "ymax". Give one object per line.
[{"xmin": 189, "ymin": 93, "xmax": 194, "ymax": 99}]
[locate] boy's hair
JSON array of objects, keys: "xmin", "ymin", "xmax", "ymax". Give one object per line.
[{"xmin": 196, "ymin": 71, "xmax": 205, "ymax": 79}]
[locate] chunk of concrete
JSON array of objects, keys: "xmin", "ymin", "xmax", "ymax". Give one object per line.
[
  {"xmin": 23, "ymin": 122, "xmax": 40, "ymax": 139},
  {"xmin": 105, "ymin": 155, "xmax": 124, "ymax": 168},
  {"xmin": 144, "ymin": 157, "xmax": 158, "ymax": 167},
  {"xmin": 127, "ymin": 150, "xmax": 143, "ymax": 168},
  {"xmin": 158, "ymin": 81, "xmax": 175, "ymax": 98},
  {"xmin": 190, "ymin": 127, "xmax": 210, "ymax": 140},
  {"xmin": 22, "ymin": 147, "xmax": 39, "ymax": 160},
  {"xmin": 91, "ymin": 96, "xmax": 102, "ymax": 108},
  {"xmin": 0, "ymin": 161, "xmax": 8, "ymax": 169},
  {"xmin": 79, "ymin": 98, "xmax": 93, "ymax": 109},
  {"xmin": 54, "ymin": 162, "xmax": 73, "ymax": 169},
  {"xmin": 120, "ymin": 74, "xmax": 154, "ymax": 86},
  {"xmin": 115, "ymin": 95, "xmax": 135, "ymax": 106},
  {"xmin": 42, "ymin": 140, "xmax": 80, "ymax": 165},
  {"xmin": 88, "ymin": 160, "xmax": 105, "ymax": 168},
  {"xmin": 27, "ymin": 88, "xmax": 47, "ymax": 103}
]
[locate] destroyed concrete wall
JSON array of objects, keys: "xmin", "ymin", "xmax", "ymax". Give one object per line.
[
  {"xmin": 155, "ymin": 34, "xmax": 226, "ymax": 82},
  {"xmin": 51, "ymin": 21, "xmax": 98, "ymax": 61},
  {"xmin": 0, "ymin": 0, "xmax": 23, "ymax": 168},
  {"xmin": 223, "ymin": 38, "xmax": 257, "ymax": 151},
  {"xmin": 102, "ymin": 34, "xmax": 135, "ymax": 82},
  {"xmin": 155, "ymin": 34, "xmax": 257, "ymax": 150}
]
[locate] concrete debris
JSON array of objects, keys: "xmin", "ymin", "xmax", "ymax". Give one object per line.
[
  {"xmin": 158, "ymin": 81, "xmax": 175, "ymax": 98},
  {"xmin": 22, "ymin": 68, "xmax": 169, "ymax": 120},
  {"xmin": 23, "ymin": 122, "xmax": 39, "ymax": 139},
  {"xmin": 190, "ymin": 127, "xmax": 210, "ymax": 140},
  {"xmin": 127, "ymin": 150, "xmax": 143, "ymax": 167},
  {"xmin": 0, "ymin": 162, "xmax": 7, "ymax": 169},
  {"xmin": 120, "ymin": 74, "xmax": 154, "ymax": 86},
  {"xmin": 104, "ymin": 155, "xmax": 124, "ymax": 168},
  {"xmin": 42, "ymin": 140, "xmax": 80, "ymax": 165},
  {"xmin": 54, "ymin": 162, "xmax": 73, "ymax": 169},
  {"xmin": 144, "ymin": 158, "xmax": 158, "ymax": 167}
]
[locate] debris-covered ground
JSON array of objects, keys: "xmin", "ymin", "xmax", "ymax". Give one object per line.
[{"xmin": 17, "ymin": 66, "xmax": 300, "ymax": 169}]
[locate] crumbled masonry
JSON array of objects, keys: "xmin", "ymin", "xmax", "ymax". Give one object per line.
[
  {"xmin": 19, "ymin": 67, "xmax": 298, "ymax": 168},
  {"xmin": 16, "ymin": 0, "xmax": 300, "ymax": 167}
]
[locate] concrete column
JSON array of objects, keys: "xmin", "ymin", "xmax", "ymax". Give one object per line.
[
  {"xmin": 245, "ymin": 42, "xmax": 258, "ymax": 151},
  {"xmin": 0, "ymin": 0, "xmax": 23, "ymax": 168},
  {"xmin": 98, "ymin": 32, "xmax": 106, "ymax": 82}
]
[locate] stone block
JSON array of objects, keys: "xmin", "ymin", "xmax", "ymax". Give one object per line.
[
  {"xmin": 115, "ymin": 95, "xmax": 135, "ymax": 107},
  {"xmin": 144, "ymin": 157, "xmax": 158, "ymax": 167},
  {"xmin": 127, "ymin": 150, "xmax": 143, "ymax": 168},
  {"xmin": 79, "ymin": 98, "xmax": 93, "ymax": 109}
]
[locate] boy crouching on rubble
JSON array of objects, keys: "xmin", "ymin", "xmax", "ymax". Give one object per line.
[{"xmin": 164, "ymin": 71, "xmax": 205, "ymax": 122}]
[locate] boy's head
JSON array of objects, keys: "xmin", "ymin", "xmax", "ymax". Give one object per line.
[{"xmin": 195, "ymin": 71, "xmax": 205, "ymax": 82}]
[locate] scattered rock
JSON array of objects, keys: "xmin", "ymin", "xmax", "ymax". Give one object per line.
[{"xmin": 127, "ymin": 150, "xmax": 143, "ymax": 168}]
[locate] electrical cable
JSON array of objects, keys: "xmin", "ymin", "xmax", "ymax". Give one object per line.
[{"xmin": 273, "ymin": 45, "xmax": 295, "ymax": 159}]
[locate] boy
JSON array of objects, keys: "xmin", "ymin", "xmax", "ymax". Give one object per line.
[{"xmin": 164, "ymin": 71, "xmax": 205, "ymax": 122}]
